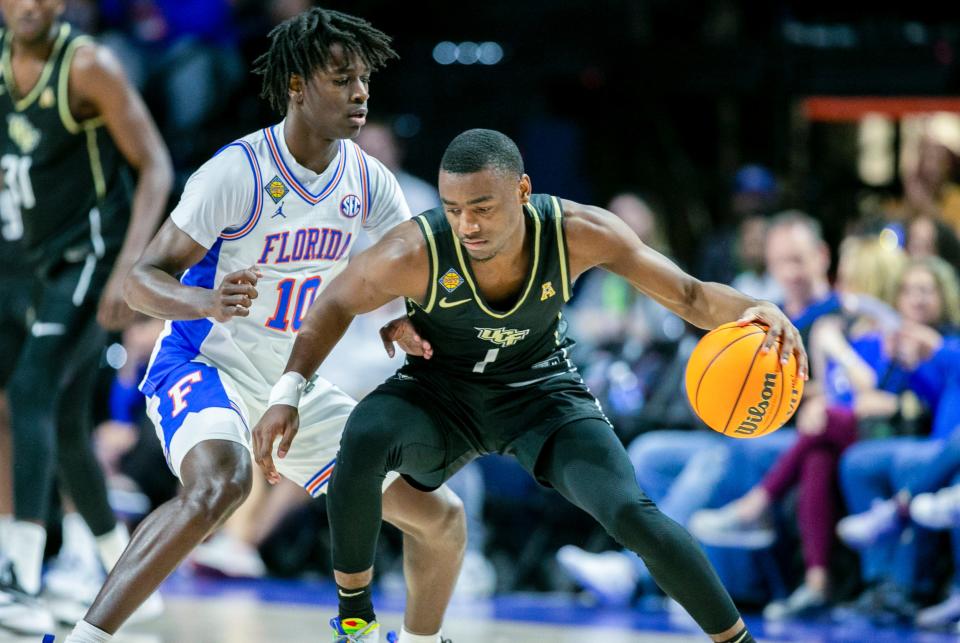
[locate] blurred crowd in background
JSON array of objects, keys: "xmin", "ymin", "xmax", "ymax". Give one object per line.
[{"xmin": 17, "ymin": 0, "xmax": 960, "ymax": 635}]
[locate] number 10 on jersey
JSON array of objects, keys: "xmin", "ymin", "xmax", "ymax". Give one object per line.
[{"xmin": 265, "ymin": 276, "xmax": 321, "ymax": 332}]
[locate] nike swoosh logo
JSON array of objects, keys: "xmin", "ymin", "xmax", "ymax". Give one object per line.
[
  {"xmin": 438, "ymin": 297, "xmax": 471, "ymax": 309},
  {"xmin": 338, "ymin": 589, "xmax": 365, "ymax": 598},
  {"xmin": 31, "ymin": 322, "xmax": 66, "ymax": 337}
]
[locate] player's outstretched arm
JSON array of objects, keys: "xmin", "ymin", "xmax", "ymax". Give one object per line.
[
  {"xmin": 562, "ymin": 199, "xmax": 808, "ymax": 378},
  {"xmin": 70, "ymin": 43, "xmax": 174, "ymax": 330},
  {"xmin": 124, "ymin": 218, "xmax": 261, "ymax": 322},
  {"xmin": 253, "ymin": 221, "xmax": 429, "ymax": 482}
]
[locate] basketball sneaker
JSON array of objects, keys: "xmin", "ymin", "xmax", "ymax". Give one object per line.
[
  {"xmin": 837, "ymin": 498, "xmax": 902, "ymax": 549},
  {"xmin": 331, "ymin": 616, "xmax": 393, "ymax": 641},
  {"xmin": 43, "ymin": 547, "xmax": 164, "ymax": 626},
  {"xmin": 688, "ymin": 505, "xmax": 775, "ymax": 549},
  {"xmin": 0, "ymin": 559, "xmax": 55, "ymax": 635},
  {"xmin": 762, "ymin": 583, "xmax": 827, "ymax": 621},
  {"xmin": 556, "ymin": 545, "xmax": 638, "ymax": 606},
  {"xmin": 190, "ymin": 532, "xmax": 267, "ymax": 578},
  {"xmin": 911, "ymin": 485, "xmax": 960, "ymax": 530},
  {"xmin": 916, "ymin": 591, "xmax": 960, "ymax": 631}
]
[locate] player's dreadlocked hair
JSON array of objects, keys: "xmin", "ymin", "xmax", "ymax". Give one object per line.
[{"xmin": 253, "ymin": 8, "xmax": 398, "ymax": 114}]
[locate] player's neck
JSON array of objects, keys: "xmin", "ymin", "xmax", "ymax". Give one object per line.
[
  {"xmin": 283, "ymin": 115, "xmax": 340, "ymax": 175},
  {"xmin": 10, "ymin": 23, "xmax": 60, "ymax": 62}
]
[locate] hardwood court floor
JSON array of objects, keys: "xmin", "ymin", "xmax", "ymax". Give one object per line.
[
  {"xmin": 1, "ymin": 574, "xmax": 956, "ymax": 642},
  {"xmin": 0, "ymin": 596, "xmax": 709, "ymax": 642}
]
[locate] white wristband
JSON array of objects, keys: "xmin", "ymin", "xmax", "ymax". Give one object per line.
[{"xmin": 268, "ymin": 372, "xmax": 307, "ymax": 408}]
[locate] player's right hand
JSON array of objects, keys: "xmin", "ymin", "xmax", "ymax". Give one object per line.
[
  {"xmin": 208, "ymin": 266, "xmax": 261, "ymax": 322},
  {"xmin": 252, "ymin": 403, "xmax": 300, "ymax": 485}
]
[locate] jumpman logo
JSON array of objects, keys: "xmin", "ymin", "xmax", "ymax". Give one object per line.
[{"xmin": 271, "ymin": 202, "xmax": 286, "ymax": 219}]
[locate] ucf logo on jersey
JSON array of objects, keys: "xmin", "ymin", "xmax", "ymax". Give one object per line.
[
  {"xmin": 476, "ymin": 326, "xmax": 530, "ymax": 348},
  {"xmin": 7, "ymin": 114, "xmax": 40, "ymax": 154}
]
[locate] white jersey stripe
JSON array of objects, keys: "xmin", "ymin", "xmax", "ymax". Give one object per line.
[{"xmin": 219, "ymin": 140, "xmax": 263, "ymax": 241}]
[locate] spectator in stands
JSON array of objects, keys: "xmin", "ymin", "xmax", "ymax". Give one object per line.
[
  {"xmin": 905, "ymin": 215, "xmax": 960, "ymax": 272},
  {"xmin": 355, "ymin": 119, "xmax": 440, "ymax": 217},
  {"xmin": 698, "ymin": 164, "xmax": 779, "ymax": 287},
  {"xmin": 834, "ymin": 263, "xmax": 960, "ymax": 625},
  {"xmin": 97, "ymin": 0, "xmax": 245, "ymax": 167}
]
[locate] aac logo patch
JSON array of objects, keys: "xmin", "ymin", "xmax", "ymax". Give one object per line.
[
  {"xmin": 476, "ymin": 326, "xmax": 530, "ymax": 347},
  {"xmin": 440, "ymin": 268, "xmax": 463, "ymax": 293},
  {"xmin": 340, "ymin": 194, "xmax": 362, "ymax": 218},
  {"xmin": 264, "ymin": 175, "xmax": 288, "ymax": 204},
  {"xmin": 540, "ymin": 281, "xmax": 556, "ymax": 301}
]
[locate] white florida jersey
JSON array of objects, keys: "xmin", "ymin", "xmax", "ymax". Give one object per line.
[{"xmin": 141, "ymin": 120, "xmax": 411, "ymax": 400}]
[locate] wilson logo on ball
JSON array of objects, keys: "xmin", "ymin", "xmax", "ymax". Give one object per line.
[
  {"xmin": 733, "ymin": 372, "xmax": 777, "ymax": 436},
  {"xmin": 684, "ymin": 321, "xmax": 804, "ymax": 439}
]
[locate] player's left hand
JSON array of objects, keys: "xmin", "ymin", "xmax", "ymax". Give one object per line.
[
  {"xmin": 97, "ymin": 270, "xmax": 137, "ymax": 331},
  {"xmin": 380, "ymin": 316, "xmax": 433, "ymax": 359},
  {"xmin": 252, "ymin": 404, "xmax": 300, "ymax": 485},
  {"xmin": 737, "ymin": 302, "xmax": 808, "ymax": 380}
]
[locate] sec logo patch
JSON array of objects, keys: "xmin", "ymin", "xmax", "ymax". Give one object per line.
[{"xmin": 340, "ymin": 194, "xmax": 362, "ymax": 218}]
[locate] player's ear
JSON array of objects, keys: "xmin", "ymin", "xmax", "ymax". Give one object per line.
[
  {"xmin": 518, "ymin": 174, "xmax": 532, "ymax": 204},
  {"xmin": 288, "ymin": 75, "xmax": 305, "ymax": 105}
]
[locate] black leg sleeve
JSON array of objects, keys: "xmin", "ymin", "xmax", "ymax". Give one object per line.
[
  {"xmin": 56, "ymin": 346, "xmax": 115, "ymax": 537},
  {"xmin": 536, "ymin": 419, "xmax": 741, "ymax": 635},
  {"xmin": 327, "ymin": 393, "xmax": 455, "ymax": 574}
]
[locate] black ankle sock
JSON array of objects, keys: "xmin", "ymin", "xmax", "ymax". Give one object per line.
[
  {"xmin": 337, "ymin": 583, "xmax": 376, "ymax": 624},
  {"xmin": 717, "ymin": 627, "xmax": 755, "ymax": 643}
]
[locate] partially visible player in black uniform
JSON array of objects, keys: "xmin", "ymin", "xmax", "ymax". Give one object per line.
[
  {"xmin": 256, "ymin": 129, "xmax": 808, "ymax": 643},
  {"xmin": 0, "ymin": 214, "xmax": 31, "ymax": 547},
  {"xmin": 0, "ymin": 0, "xmax": 172, "ymax": 634}
]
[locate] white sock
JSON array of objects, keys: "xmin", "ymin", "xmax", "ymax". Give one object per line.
[
  {"xmin": 64, "ymin": 619, "xmax": 112, "ymax": 642},
  {"xmin": 62, "ymin": 512, "xmax": 99, "ymax": 561},
  {"xmin": 96, "ymin": 522, "xmax": 130, "ymax": 572},
  {"xmin": 7, "ymin": 521, "xmax": 45, "ymax": 595},
  {"xmin": 398, "ymin": 627, "xmax": 442, "ymax": 643}
]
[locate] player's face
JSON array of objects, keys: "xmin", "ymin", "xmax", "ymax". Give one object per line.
[
  {"xmin": 439, "ymin": 168, "xmax": 531, "ymax": 262},
  {"xmin": 765, "ymin": 224, "xmax": 828, "ymax": 304},
  {"xmin": 293, "ymin": 44, "xmax": 370, "ymax": 141},
  {"xmin": 1, "ymin": 0, "xmax": 63, "ymax": 45}
]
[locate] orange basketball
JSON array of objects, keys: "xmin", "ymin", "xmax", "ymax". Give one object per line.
[{"xmin": 685, "ymin": 321, "xmax": 804, "ymax": 438}]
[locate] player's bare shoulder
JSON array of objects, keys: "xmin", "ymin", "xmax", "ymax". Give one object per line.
[
  {"xmin": 66, "ymin": 39, "xmax": 128, "ymax": 119},
  {"xmin": 355, "ymin": 218, "xmax": 431, "ymax": 302},
  {"xmin": 559, "ymin": 197, "xmax": 637, "ymax": 277}
]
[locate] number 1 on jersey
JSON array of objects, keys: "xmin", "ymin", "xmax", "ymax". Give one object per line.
[
  {"xmin": 473, "ymin": 348, "xmax": 500, "ymax": 374},
  {"xmin": 265, "ymin": 276, "xmax": 322, "ymax": 332}
]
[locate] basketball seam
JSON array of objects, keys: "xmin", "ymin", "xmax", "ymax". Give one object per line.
[
  {"xmin": 721, "ymin": 340, "xmax": 766, "ymax": 435},
  {"xmin": 693, "ymin": 329, "xmax": 765, "ymax": 417}
]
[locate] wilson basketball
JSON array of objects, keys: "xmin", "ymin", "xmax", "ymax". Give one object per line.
[{"xmin": 685, "ymin": 322, "xmax": 804, "ymax": 438}]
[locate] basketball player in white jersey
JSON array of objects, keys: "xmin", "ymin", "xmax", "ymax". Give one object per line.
[{"xmin": 66, "ymin": 9, "xmax": 463, "ymax": 643}]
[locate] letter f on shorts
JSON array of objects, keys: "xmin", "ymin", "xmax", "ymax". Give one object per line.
[{"xmin": 168, "ymin": 370, "xmax": 203, "ymax": 417}]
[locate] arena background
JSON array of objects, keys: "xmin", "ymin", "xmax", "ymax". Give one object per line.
[{"xmin": 6, "ymin": 1, "xmax": 960, "ymax": 642}]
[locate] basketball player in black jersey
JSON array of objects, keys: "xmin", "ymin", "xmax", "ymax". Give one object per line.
[
  {"xmin": 0, "ymin": 0, "xmax": 172, "ymax": 634},
  {"xmin": 255, "ymin": 129, "xmax": 808, "ymax": 643}
]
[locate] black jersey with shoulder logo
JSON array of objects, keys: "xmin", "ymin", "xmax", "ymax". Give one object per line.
[
  {"xmin": 405, "ymin": 193, "xmax": 576, "ymax": 384},
  {"xmin": 0, "ymin": 23, "xmax": 132, "ymax": 273}
]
